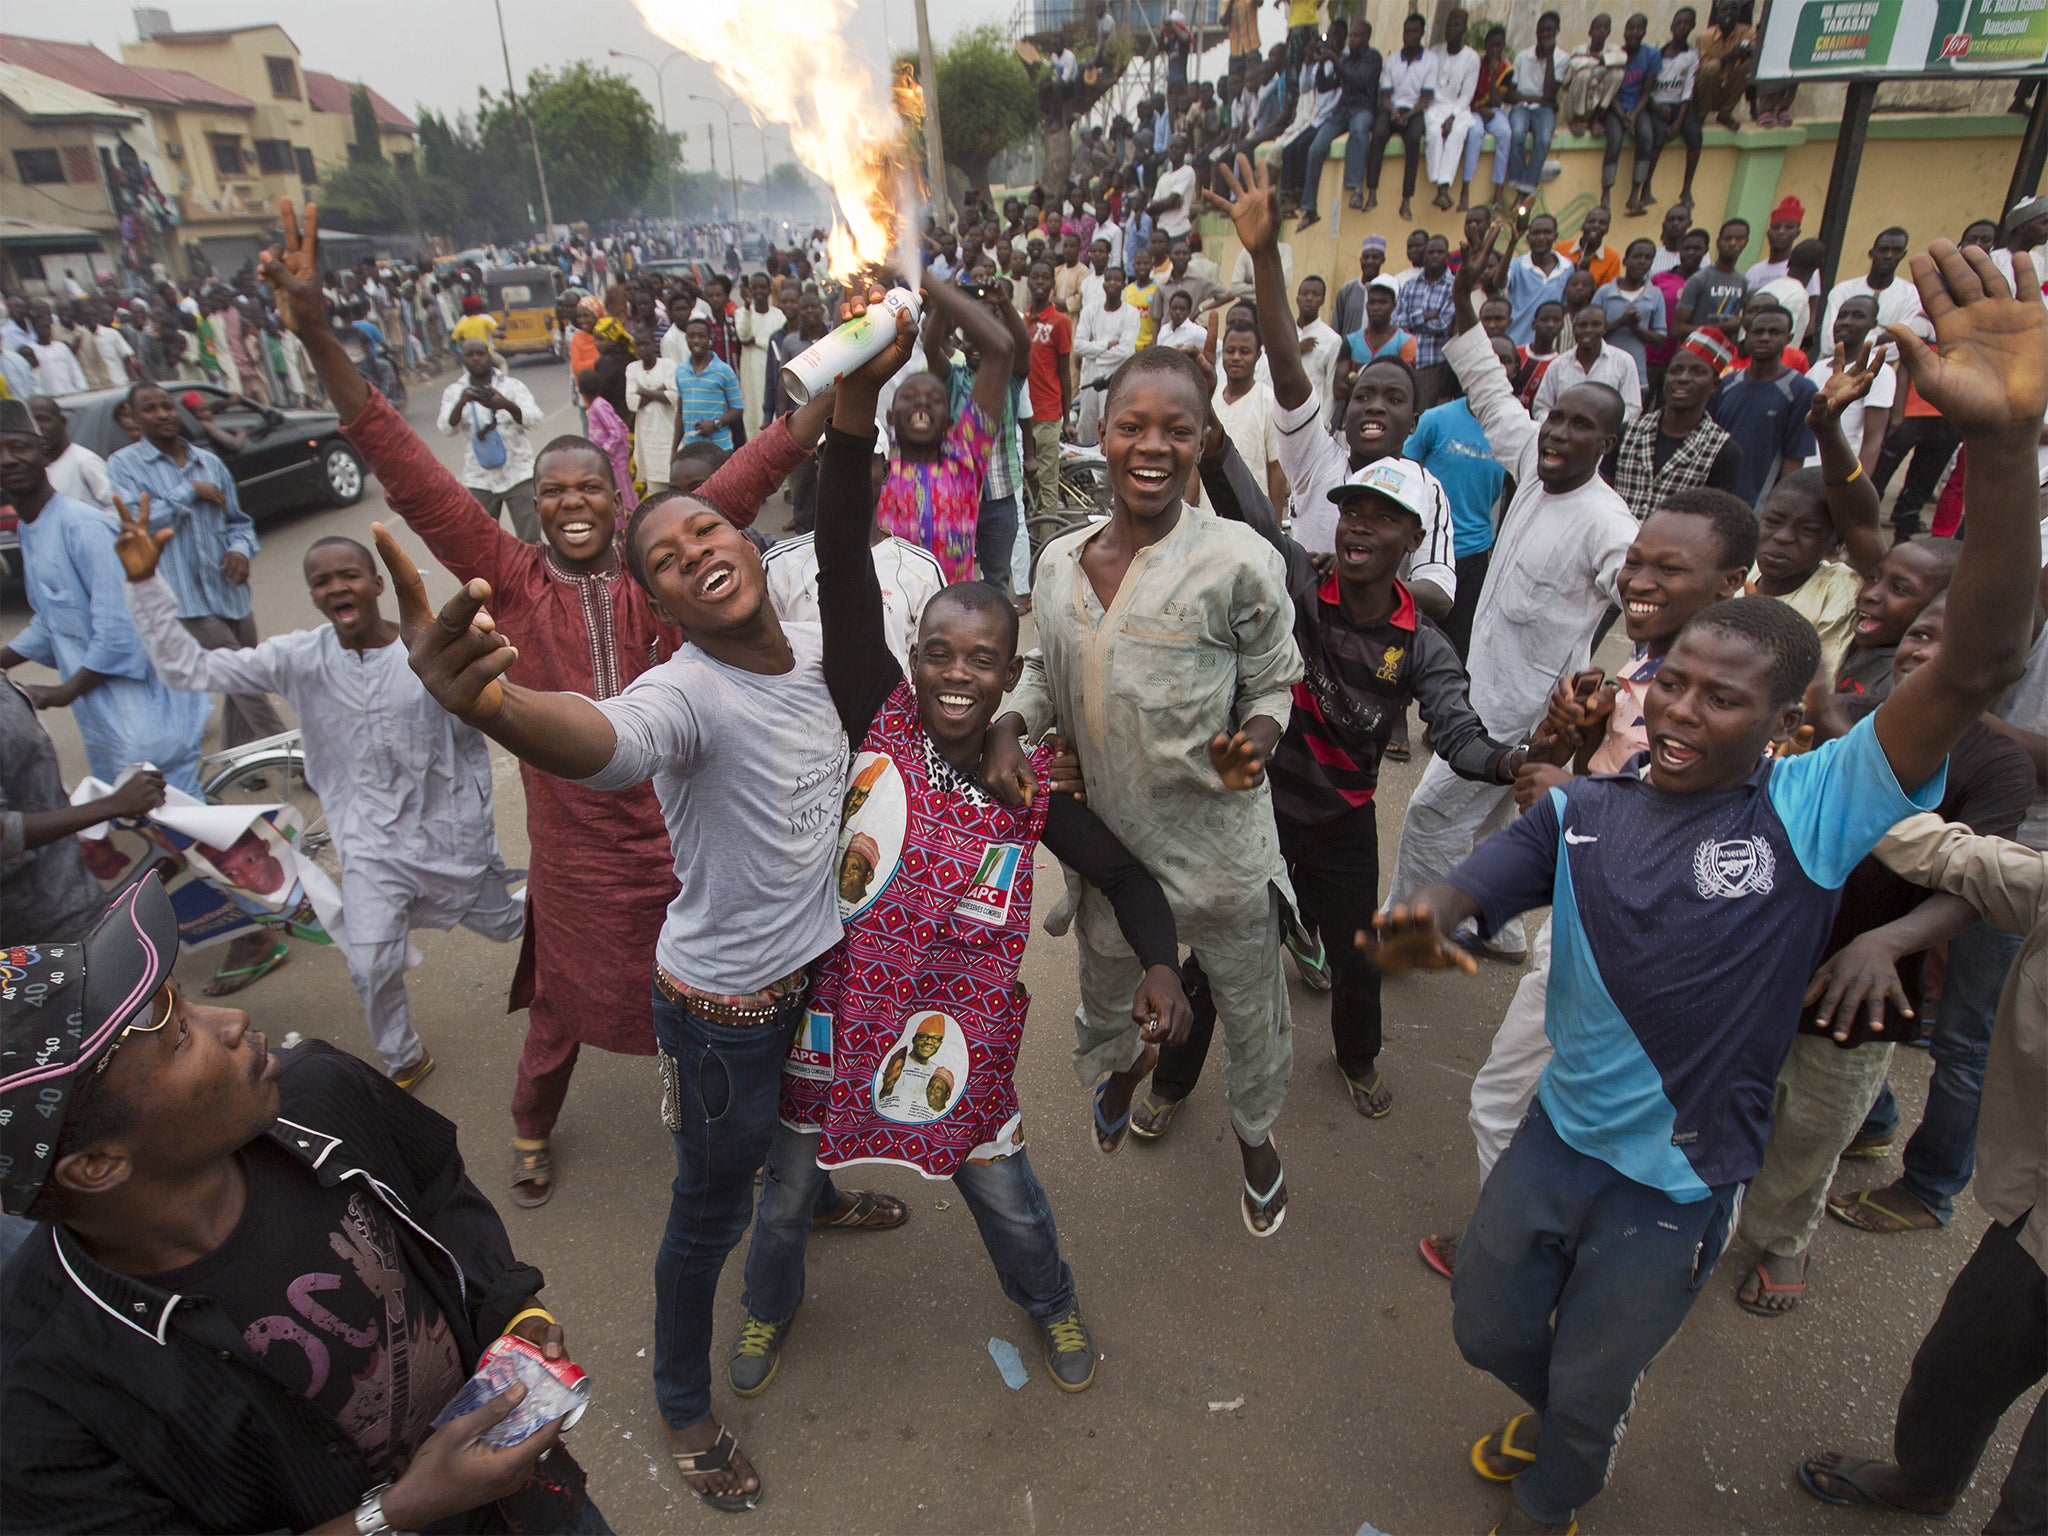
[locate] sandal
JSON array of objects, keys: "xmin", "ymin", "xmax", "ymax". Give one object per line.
[
  {"xmin": 1092, "ymin": 1077, "xmax": 1134, "ymax": 1156},
  {"xmin": 1471, "ymin": 1411, "xmax": 1541, "ymax": 1482},
  {"xmin": 1341, "ymin": 1068, "xmax": 1394, "ymax": 1119},
  {"xmin": 510, "ymin": 1142, "xmax": 554, "ymax": 1208},
  {"xmin": 672, "ymin": 1427, "xmax": 761, "ymax": 1513},
  {"xmin": 1827, "ymin": 1185, "xmax": 1941, "ymax": 1234},
  {"xmin": 1736, "ymin": 1258, "xmax": 1805, "ymax": 1318},
  {"xmin": 1241, "ymin": 1140, "xmax": 1287, "ymax": 1238},
  {"xmin": 1418, "ymin": 1233, "xmax": 1458, "ymax": 1279},
  {"xmin": 204, "ymin": 940, "xmax": 289, "ymax": 997},
  {"xmin": 1797, "ymin": 1455, "xmax": 1952, "ymax": 1519},
  {"xmin": 1129, "ymin": 1091, "xmax": 1182, "ymax": 1141},
  {"xmin": 812, "ymin": 1189, "xmax": 908, "ymax": 1231}
]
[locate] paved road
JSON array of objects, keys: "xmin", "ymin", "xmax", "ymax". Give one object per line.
[{"xmin": 3, "ymin": 367, "xmax": 2034, "ymax": 1534}]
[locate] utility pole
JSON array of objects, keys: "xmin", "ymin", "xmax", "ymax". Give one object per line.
[
  {"xmin": 493, "ymin": 0, "xmax": 555, "ymax": 235},
  {"xmin": 913, "ymin": 0, "xmax": 950, "ymax": 222},
  {"xmin": 705, "ymin": 122, "xmax": 722, "ymax": 217},
  {"xmin": 610, "ymin": 49, "xmax": 681, "ymax": 224},
  {"xmin": 689, "ymin": 95, "xmax": 742, "ymax": 219}
]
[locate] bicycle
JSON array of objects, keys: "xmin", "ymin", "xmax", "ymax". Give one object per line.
[{"xmin": 200, "ymin": 727, "xmax": 341, "ymax": 884}]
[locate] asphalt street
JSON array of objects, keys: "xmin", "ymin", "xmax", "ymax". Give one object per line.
[{"xmin": 3, "ymin": 362, "xmax": 2035, "ymax": 1535}]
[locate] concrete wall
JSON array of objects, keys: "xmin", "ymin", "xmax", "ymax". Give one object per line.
[{"xmin": 1209, "ymin": 110, "xmax": 2031, "ymax": 307}]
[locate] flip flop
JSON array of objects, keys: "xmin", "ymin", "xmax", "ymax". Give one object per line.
[
  {"xmin": 1736, "ymin": 1259, "xmax": 1806, "ymax": 1318},
  {"xmin": 1092, "ymin": 1078, "xmax": 1134, "ymax": 1156},
  {"xmin": 1241, "ymin": 1140, "xmax": 1287, "ymax": 1238},
  {"xmin": 1471, "ymin": 1411, "xmax": 1540, "ymax": 1482},
  {"xmin": 812, "ymin": 1189, "xmax": 908, "ymax": 1231},
  {"xmin": 1129, "ymin": 1091, "xmax": 1181, "ymax": 1141},
  {"xmin": 1797, "ymin": 1456, "xmax": 1951, "ymax": 1519},
  {"xmin": 203, "ymin": 940, "xmax": 289, "ymax": 997},
  {"xmin": 1418, "ymin": 1233, "xmax": 1458, "ymax": 1279},
  {"xmin": 1487, "ymin": 1524, "xmax": 1574, "ymax": 1535},
  {"xmin": 1827, "ymin": 1187, "xmax": 1941, "ymax": 1234},
  {"xmin": 672, "ymin": 1428, "xmax": 761, "ymax": 1513},
  {"xmin": 1341, "ymin": 1068, "xmax": 1394, "ymax": 1119}
]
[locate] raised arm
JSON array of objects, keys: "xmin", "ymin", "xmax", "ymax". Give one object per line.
[
  {"xmin": 1203, "ymin": 156, "xmax": 1313, "ymax": 411},
  {"xmin": 1875, "ymin": 243, "xmax": 2048, "ymax": 793},
  {"xmin": 817, "ymin": 299, "xmax": 920, "ymax": 741},
  {"xmin": 114, "ymin": 496, "xmax": 287, "ymax": 696},
  {"xmin": 260, "ymin": 203, "xmax": 518, "ymax": 589},
  {"xmin": 1805, "ymin": 338, "xmax": 1887, "ymax": 576},
  {"xmin": 1444, "ymin": 215, "xmax": 1537, "ymax": 468},
  {"xmin": 926, "ymin": 274, "xmax": 1017, "ymax": 423}
]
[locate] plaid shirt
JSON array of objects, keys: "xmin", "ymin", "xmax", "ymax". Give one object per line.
[{"xmin": 1392, "ymin": 270, "xmax": 1457, "ymax": 367}]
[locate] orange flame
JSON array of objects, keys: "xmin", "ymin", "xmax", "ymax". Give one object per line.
[{"xmin": 634, "ymin": 0, "xmax": 920, "ymax": 278}]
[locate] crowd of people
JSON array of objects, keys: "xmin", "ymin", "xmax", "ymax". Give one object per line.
[{"xmin": 1, "ymin": 56, "xmax": 2046, "ymax": 1535}]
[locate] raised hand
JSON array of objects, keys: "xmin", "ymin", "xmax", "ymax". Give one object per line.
[
  {"xmin": 1887, "ymin": 241, "xmax": 2048, "ymax": 439},
  {"xmin": 1201, "ymin": 154, "xmax": 1282, "ymax": 257},
  {"xmin": 1454, "ymin": 213, "xmax": 1504, "ymax": 320},
  {"xmin": 373, "ymin": 521, "xmax": 514, "ymax": 725},
  {"xmin": 1355, "ymin": 904, "xmax": 1478, "ymax": 976},
  {"xmin": 1808, "ymin": 336, "xmax": 1890, "ymax": 430},
  {"xmin": 111, "ymin": 491, "xmax": 172, "ymax": 582},
  {"xmin": 1208, "ymin": 729, "xmax": 1268, "ymax": 791},
  {"xmin": 258, "ymin": 200, "xmax": 327, "ymax": 338}
]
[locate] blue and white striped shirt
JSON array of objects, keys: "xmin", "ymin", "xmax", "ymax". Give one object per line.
[
  {"xmin": 672, "ymin": 356, "xmax": 743, "ymax": 453},
  {"xmin": 106, "ymin": 438, "xmax": 258, "ymax": 622}
]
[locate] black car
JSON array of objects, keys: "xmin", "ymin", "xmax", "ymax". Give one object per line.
[{"xmin": 60, "ymin": 381, "xmax": 366, "ymax": 518}]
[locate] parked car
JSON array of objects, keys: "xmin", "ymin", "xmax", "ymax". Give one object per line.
[{"xmin": 61, "ymin": 382, "xmax": 365, "ymax": 517}]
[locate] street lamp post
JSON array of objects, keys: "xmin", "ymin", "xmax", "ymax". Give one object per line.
[
  {"xmin": 688, "ymin": 94, "xmax": 742, "ymax": 220},
  {"xmin": 608, "ymin": 48, "xmax": 683, "ymax": 224}
]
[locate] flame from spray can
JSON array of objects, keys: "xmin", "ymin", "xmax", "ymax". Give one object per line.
[
  {"xmin": 780, "ymin": 287, "xmax": 921, "ymax": 406},
  {"xmin": 632, "ymin": 0, "xmax": 924, "ymax": 282}
]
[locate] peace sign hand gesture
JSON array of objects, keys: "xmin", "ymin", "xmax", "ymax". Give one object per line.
[
  {"xmin": 111, "ymin": 492, "xmax": 172, "ymax": 583},
  {"xmin": 1888, "ymin": 241, "xmax": 2048, "ymax": 441},
  {"xmin": 372, "ymin": 521, "xmax": 514, "ymax": 725},
  {"xmin": 258, "ymin": 200, "xmax": 328, "ymax": 339}
]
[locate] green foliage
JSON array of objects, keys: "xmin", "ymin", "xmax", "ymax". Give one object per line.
[
  {"xmin": 313, "ymin": 160, "xmax": 409, "ymax": 229},
  {"xmin": 935, "ymin": 26, "xmax": 1038, "ymax": 191},
  {"xmin": 348, "ymin": 84, "xmax": 385, "ymax": 165}
]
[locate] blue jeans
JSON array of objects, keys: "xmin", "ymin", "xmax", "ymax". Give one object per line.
[
  {"xmin": 1340, "ymin": 107, "xmax": 1375, "ymax": 194},
  {"xmin": 743, "ymin": 1119, "xmax": 1075, "ymax": 1326},
  {"xmin": 1508, "ymin": 103, "xmax": 1556, "ymax": 192},
  {"xmin": 978, "ymin": 491, "xmax": 1018, "ymax": 592},
  {"xmin": 1453, "ymin": 1104, "xmax": 1736, "ymax": 1527},
  {"xmin": 1297, "ymin": 113, "xmax": 1351, "ymax": 215},
  {"xmin": 649, "ymin": 983, "xmax": 803, "ymax": 1428},
  {"xmin": 1859, "ymin": 921, "xmax": 2020, "ymax": 1222}
]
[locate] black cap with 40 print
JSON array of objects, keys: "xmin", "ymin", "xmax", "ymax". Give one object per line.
[{"xmin": 0, "ymin": 875, "xmax": 180, "ymax": 1215}]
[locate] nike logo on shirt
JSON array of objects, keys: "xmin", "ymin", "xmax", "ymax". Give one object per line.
[{"xmin": 1563, "ymin": 829, "xmax": 1599, "ymax": 845}]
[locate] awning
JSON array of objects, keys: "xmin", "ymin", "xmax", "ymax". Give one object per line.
[{"xmin": 0, "ymin": 217, "xmax": 107, "ymax": 253}]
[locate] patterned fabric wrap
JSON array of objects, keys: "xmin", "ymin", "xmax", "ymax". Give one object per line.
[{"xmin": 781, "ymin": 682, "xmax": 1053, "ymax": 1177}]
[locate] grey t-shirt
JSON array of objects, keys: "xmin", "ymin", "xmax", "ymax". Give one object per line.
[
  {"xmin": 1677, "ymin": 266, "xmax": 1749, "ymax": 329},
  {"xmin": 581, "ymin": 620, "xmax": 849, "ymax": 993}
]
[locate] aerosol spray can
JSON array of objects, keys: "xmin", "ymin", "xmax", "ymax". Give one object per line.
[{"xmin": 779, "ymin": 287, "xmax": 922, "ymax": 406}]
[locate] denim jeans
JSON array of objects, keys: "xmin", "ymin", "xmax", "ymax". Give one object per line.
[
  {"xmin": 649, "ymin": 982, "xmax": 803, "ymax": 1428},
  {"xmin": 1859, "ymin": 921, "xmax": 2020, "ymax": 1221},
  {"xmin": 1507, "ymin": 103, "xmax": 1556, "ymax": 192},
  {"xmin": 978, "ymin": 491, "xmax": 1018, "ymax": 592},
  {"xmin": 1453, "ymin": 1103, "xmax": 1736, "ymax": 1527},
  {"xmin": 1297, "ymin": 113, "xmax": 1348, "ymax": 215},
  {"xmin": 1340, "ymin": 107, "xmax": 1375, "ymax": 193},
  {"xmin": 742, "ymin": 1120, "xmax": 1075, "ymax": 1325}
]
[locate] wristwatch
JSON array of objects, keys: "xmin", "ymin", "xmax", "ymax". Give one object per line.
[
  {"xmin": 354, "ymin": 1482, "xmax": 395, "ymax": 1536},
  {"xmin": 1499, "ymin": 744, "xmax": 1530, "ymax": 782}
]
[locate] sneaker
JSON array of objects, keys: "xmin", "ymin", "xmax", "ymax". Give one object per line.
[
  {"xmin": 390, "ymin": 1053, "xmax": 436, "ymax": 1093},
  {"xmin": 1039, "ymin": 1307, "xmax": 1097, "ymax": 1392},
  {"xmin": 728, "ymin": 1314, "xmax": 792, "ymax": 1397}
]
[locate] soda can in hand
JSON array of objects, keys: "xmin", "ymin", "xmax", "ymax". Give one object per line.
[{"xmin": 432, "ymin": 1333, "xmax": 591, "ymax": 1448}]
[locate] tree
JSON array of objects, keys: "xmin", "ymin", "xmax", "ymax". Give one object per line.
[
  {"xmin": 348, "ymin": 83, "xmax": 385, "ymax": 165},
  {"xmin": 764, "ymin": 161, "xmax": 812, "ymax": 217},
  {"xmin": 934, "ymin": 26, "xmax": 1038, "ymax": 201},
  {"xmin": 474, "ymin": 62, "xmax": 665, "ymax": 227},
  {"xmin": 313, "ymin": 160, "xmax": 409, "ymax": 229},
  {"xmin": 1030, "ymin": 28, "xmax": 1133, "ymax": 192}
]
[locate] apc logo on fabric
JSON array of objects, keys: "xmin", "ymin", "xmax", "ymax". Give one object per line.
[
  {"xmin": 1693, "ymin": 836, "xmax": 1775, "ymax": 899},
  {"xmin": 958, "ymin": 844, "xmax": 1025, "ymax": 926}
]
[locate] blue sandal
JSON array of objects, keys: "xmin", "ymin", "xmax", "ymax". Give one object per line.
[{"xmin": 1092, "ymin": 1079, "xmax": 1133, "ymax": 1156}]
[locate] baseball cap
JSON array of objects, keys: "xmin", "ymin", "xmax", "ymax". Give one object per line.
[
  {"xmin": 1327, "ymin": 456, "xmax": 1430, "ymax": 520},
  {"xmin": 1366, "ymin": 275, "xmax": 1400, "ymax": 298},
  {"xmin": 0, "ymin": 875, "xmax": 180, "ymax": 1215}
]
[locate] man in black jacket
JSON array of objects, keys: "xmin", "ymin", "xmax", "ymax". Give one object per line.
[{"xmin": 0, "ymin": 874, "xmax": 606, "ymax": 1535}]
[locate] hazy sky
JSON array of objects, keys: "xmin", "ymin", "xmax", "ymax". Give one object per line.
[{"xmin": 2, "ymin": 0, "xmax": 1021, "ymax": 182}]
